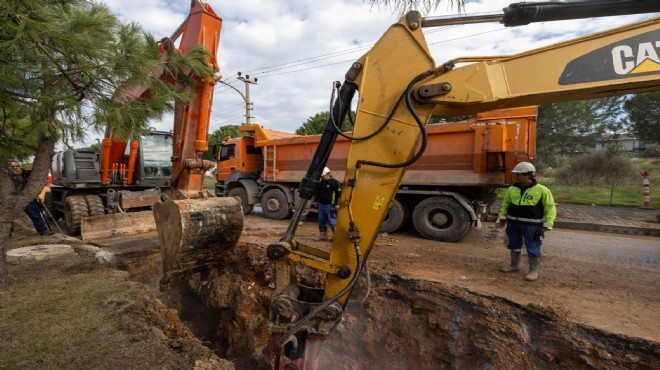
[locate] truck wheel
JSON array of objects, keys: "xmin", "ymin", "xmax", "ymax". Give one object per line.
[
  {"xmin": 63, "ymin": 195, "xmax": 90, "ymax": 236},
  {"xmin": 380, "ymin": 198, "xmax": 408, "ymax": 234},
  {"xmin": 43, "ymin": 191, "xmax": 63, "ymax": 221},
  {"xmin": 261, "ymin": 188, "xmax": 291, "ymax": 220},
  {"xmin": 228, "ymin": 187, "xmax": 253, "ymax": 215},
  {"xmin": 84, "ymin": 195, "xmax": 105, "ymax": 217},
  {"xmin": 412, "ymin": 196, "xmax": 470, "ymax": 242}
]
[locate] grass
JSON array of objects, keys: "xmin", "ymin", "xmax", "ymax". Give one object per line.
[
  {"xmin": 0, "ymin": 258, "xmax": 197, "ymax": 370},
  {"xmin": 541, "ymin": 179, "xmax": 659, "ymax": 207},
  {"xmin": 203, "ymin": 175, "xmax": 216, "ymax": 190},
  {"xmin": 499, "ymin": 157, "xmax": 660, "ymax": 208}
]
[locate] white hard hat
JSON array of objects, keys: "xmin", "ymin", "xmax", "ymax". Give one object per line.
[
  {"xmin": 321, "ymin": 167, "xmax": 331, "ymax": 176},
  {"xmin": 511, "ymin": 161, "xmax": 536, "ymax": 173}
]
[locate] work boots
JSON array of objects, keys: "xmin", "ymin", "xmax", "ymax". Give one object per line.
[
  {"xmin": 526, "ymin": 255, "xmax": 540, "ymax": 281},
  {"xmin": 500, "ymin": 251, "xmax": 521, "ymax": 273},
  {"xmin": 318, "ymin": 227, "xmax": 328, "ymax": 241}
]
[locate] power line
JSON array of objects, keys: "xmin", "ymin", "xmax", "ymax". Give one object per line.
[
  {"xmin": 236, "ymin": 25, "xmax": 507, "ymax": 79},
  {"xmin": 427, "ymin": 27, "xmax": 504, "ymax": 46},
  {"xmin": 242, "ymin": 24, "xmax": 464, "ymax": 75},
  {"xmin": 210, "ymin": 102, "xmax": 245, "ymax": 117},
  {"xmin": 258, "ymin": 58, "xmax": 356, "ymax": 78}
]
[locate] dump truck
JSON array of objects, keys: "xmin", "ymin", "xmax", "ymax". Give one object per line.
[{"xmin": 214, "ymin": 106, "xmax": 537, "ymax": 242}]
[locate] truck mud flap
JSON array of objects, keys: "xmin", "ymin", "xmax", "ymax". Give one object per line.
[
  {"xmin": 80, "ymin": 211, "xmax": 156, "ymax": 241},
  {"xmin": 154, "ymin": 196, "xmax": 243, "ymax": 289}
]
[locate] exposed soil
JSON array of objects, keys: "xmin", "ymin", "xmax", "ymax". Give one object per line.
[{"xmin": 4, "ymin": 214, "xmax": 660, "ymax": 369}]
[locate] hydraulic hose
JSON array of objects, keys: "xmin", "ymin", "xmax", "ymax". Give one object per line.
[{"xmin": 278, "ymin": 241, "xmax": 364, "ymax": 348}]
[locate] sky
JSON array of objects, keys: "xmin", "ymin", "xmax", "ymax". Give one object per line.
[{"xmin": 94, "ymin": 0, "xmax": 659, "ymax": 142}]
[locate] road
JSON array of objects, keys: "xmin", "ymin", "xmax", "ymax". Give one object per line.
[
  {"xmin": 38, "ymin": 212, "xmax": 660, "ymax": 342},
  {"xmin": 349, "ymin": 221, "xmax": 660, "ymax": 342},
  {"xmin": 543, "ymin": 228, "xmax": 660, "ymax": 265}
]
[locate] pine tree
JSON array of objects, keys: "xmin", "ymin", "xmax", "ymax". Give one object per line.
[
  {"xmin": 536, "ymin": 97, "xmax": 623, "ymax": 168},
  {"xmin": 624, "ymin": 92, "xmax": 660, "ymax": 145},
  {"xmin": 0, "ymin": 0, "xmax": 214, "ymax": 286}
]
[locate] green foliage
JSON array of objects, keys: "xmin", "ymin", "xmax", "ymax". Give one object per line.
[
  {"xmin": 77, "ymin": 143, "xmax": 102, "ymax": 153},
  {"xmin": 296, "ymin": 111, "xmax": 354, "ymax": 135},
  {"xmin": 0, "ymin": 0, "xmax": 215, "ymax": 159},
  {"xmin": 554, "ymin": 148, "xmax": 637, "ymax": 186},
  {"xmin": 516, "ymin": 158, "xmax": 660, "ymax": 207},
  {"xmin": 543, "ymin": 181, "xmax": 659, "ymax": 207},
  {"xmin": 536, "ymin": 97, "xmax": 624, "ymax": 168},
  {"xmin": 642, "ymin": 143, "xmax": 660, "ymax": 157},
  {"xmin": 429, "ymin": 115, "xmax": 473, "ymax": 124},
  {"xmin": 203, "ymin": 125, "xmax": 247, "ymax": 160},
  {"xmin": 0, "ymin": 103, "xmax": 39, "ymax": 161},
  {"xmin": 365, "ymin": 0, "xmax": 465, "ymax": 15},
  {"xmin": 623, "ymin": 92, "xmax": 660, "ymax": 144}
]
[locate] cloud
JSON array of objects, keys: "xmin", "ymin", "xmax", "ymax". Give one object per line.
[{"xmin": 87, "ymin": 0, "xmax": 658, "ymax": 142}]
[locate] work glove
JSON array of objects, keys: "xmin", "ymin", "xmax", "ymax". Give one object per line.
[{"xmin": 498, "ymin": 219, "xmax": 506, "ymax": 227}]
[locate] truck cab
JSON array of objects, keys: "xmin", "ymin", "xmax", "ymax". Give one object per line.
[{"xmin": 216, "ymin": 136, "xmax": 262, "ymax": 183}]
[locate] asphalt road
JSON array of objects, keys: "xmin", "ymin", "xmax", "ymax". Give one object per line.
[{"xmin": 541, "ymin": 228, "xmax": 660, "ymax": 266}]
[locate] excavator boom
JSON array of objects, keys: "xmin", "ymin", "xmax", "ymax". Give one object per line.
[
  {"xmin": 151, "ymin": 0, "xmax": 243, "ymax": 289},
  {"xmin": 268, "ymin": 2, "xmax": 660, "ymax": 368}
]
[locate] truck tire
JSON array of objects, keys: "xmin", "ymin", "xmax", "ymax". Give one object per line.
[
  {"xmin": 228, "ymin": 187, "xmax": 253, "ymax": 215},
  {"xmin": 412, "ymin": 196, "xmax": 470, "ymax": 242},
  {"xmin": 261, "ymin": 188, "xmax": 292, "ymax": 220},
  {"xmin": 43, "ymin": 191, "xmax": 63, "ymax": 221},
  {"xmin": 84, "ymin": 194, "xmax": 105, "ymax": 217},
  {"xmin": 380, "ymin": 198, "xmax": 408, "ymax": 234},
  {"xmin": 63, "ymin": 195, "xmax": 89, "ymax": 236}
]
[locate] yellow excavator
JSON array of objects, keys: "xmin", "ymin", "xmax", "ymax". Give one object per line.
[{"xmin": 264, "ymin": 1, "xmax": 660, "ymax": 368}]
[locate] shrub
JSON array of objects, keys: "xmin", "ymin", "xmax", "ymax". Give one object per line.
[
  {"xmin": 643, "ymin": 143, "xmax": 660, "ymax": 157},
  {"xmin": 555, "ymin": 147, "xmax": 638, "ymax": 186}
]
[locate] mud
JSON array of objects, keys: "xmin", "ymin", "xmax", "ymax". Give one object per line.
[
  {"xmin": 52, "ymin": 212, "xmax": 658, "ymax": 370},
  {"xmin": 157, "ymin": 239, "xmax": 660, "ymax": 370}
]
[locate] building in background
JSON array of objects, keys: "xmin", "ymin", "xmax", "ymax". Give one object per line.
[{"xmin": 584, "ymin": 132, "xmax": 646, "ymax": 154}]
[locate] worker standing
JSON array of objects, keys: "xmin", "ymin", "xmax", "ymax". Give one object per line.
[
  {"xmin": 498, "ymin": 162, "xmax": 556, "ymax": 281},
  {"xmin": 316, "ymin": 167, "xmax": 341, "ymax": 241},
  {"xmin": 8, "ymin": 160, "xmax": 53, "ymax": 236}
]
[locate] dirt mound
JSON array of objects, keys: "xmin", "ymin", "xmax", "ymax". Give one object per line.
[
  {"xmin": 5, "ymin": 215, "xmax": 660, "ymax": 369},
  {"xmin": 321, "ymin": 276, "xmax": 659, "ymax": 369},
  {"xmin": 164, "ymin": 240, "xmax": 659, "ymax": 369}
]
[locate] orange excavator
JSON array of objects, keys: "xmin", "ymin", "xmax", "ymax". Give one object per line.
[
  {"xmin": 266, "ymin": 1, "xmax": 660, "ymax": 368},
  {"xmin": 147, "ymin": 0, "xmax": 243, "ymax": 290},
  {"xmin": 49, "ymin": 0, "xmax": 243, "ymax": 286}
]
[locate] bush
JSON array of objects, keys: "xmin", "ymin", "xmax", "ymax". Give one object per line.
[
  {"xmin": 555, "ymin": 147, "xmax": 638, "ymax": 186},
  {"xmin": 643, "ymin": 143, "xmax": 660, "ymax": 157}
]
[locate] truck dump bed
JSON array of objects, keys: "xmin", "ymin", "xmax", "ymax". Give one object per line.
[{"xmin": 240, "ymin": 106, "xmax": 536, "ymax": 186}]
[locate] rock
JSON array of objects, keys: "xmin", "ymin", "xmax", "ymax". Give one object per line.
[{"xmin": 6, "ymin": 244, "xmax": 75, "ymax": 262}]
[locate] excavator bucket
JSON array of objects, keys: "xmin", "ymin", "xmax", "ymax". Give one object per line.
[
  {"xmin": 154, "ymin": 196, "xmax": 243, "ymax": 289},
  {"xmin": 80, "ymin": 211, "xmax": 157, "ymax": 241}
]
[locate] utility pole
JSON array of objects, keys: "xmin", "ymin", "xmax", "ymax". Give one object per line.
[
  {"xmin": 216, "ymin": 72, "xmax": 258, "ymax": 125},
  {"xmin": 237, "ymin": 72, "xmax": 257, "ymax": 125}
]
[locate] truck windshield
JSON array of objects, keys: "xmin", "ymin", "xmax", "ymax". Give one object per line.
[
  {"xmin": 219, "ymin": 144, "xmax": 235, "ymax": 162},
  {"xmin": 141, "ymin": 134, "xmax": 172, "ymax": 178}
]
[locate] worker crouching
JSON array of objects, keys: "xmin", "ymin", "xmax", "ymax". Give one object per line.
[{"xmin": 498, "ymin": 162, "xmax": 556, "ymax": 281}]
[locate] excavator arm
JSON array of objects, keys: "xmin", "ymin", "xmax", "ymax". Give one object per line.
[
  {"xmin": 167, "ymin": 0, "xmax": 222, "ymax": 200},
  {"xmin": 268, "ymin": 1, "xmax": 660, "ymax": 368},
  {"xmin": 150, "ymin": 1, "xmax": 243, "ymax": 289}
]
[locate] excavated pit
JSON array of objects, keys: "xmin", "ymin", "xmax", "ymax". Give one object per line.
[{"xmin": 130, "ymin": 241, "xmax": 660, "ymax": 370}]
